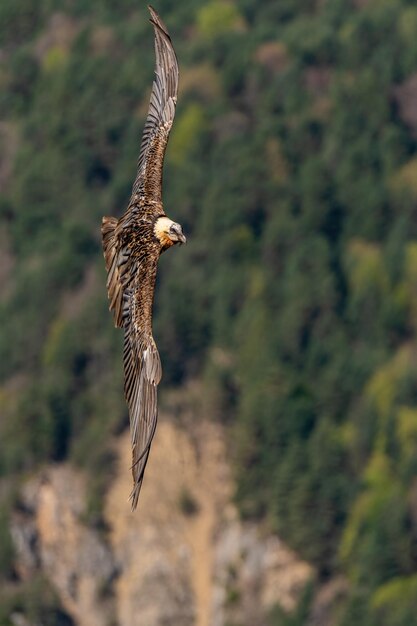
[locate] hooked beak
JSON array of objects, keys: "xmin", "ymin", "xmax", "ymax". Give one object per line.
[{"xmin": 171, "ymin": 223, "xmax": 186, "ymax": 244}]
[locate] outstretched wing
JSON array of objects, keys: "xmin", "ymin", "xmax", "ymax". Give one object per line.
[
  {"xmin": 102, "ymin": 7, "xmax": 179, "ymax": 510},
  {"xmin": 102, "ymin": 215, "xmax": 162, "ymax": 510},
  {"xmin": 102, "ymin": 215, "xmax": 162, "ymax": 509},
  {"xmin": 123, "ymin": 261, "xmax": 162, "ymax": 510},
  {"xmin": 130, "ymin": 5, "xmax": 179, "ymax": 205}
]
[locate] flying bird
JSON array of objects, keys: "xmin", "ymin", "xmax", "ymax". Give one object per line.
[{"xmin": 102, "ymin": 6, "xmax": 184, "ymax": 510}]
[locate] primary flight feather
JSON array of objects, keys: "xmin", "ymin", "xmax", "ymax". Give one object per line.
[{"xmin": 102, "ymin": 6, "xmax": 185, "ymax": 511}]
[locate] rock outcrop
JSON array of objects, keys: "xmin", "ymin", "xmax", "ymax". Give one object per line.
[{"xmin": 11, "ymin": 417, "xmax": 313, "ymax": 626}]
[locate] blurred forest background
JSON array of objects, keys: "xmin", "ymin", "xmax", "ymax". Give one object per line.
[{"xmin": 2, "ymin": 0, "xmax": 417, "ymax": 624}]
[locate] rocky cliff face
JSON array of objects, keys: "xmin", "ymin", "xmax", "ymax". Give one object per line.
[{"xmin": 11, "ymin": 417, "xmax": 313, "ymax": 626}]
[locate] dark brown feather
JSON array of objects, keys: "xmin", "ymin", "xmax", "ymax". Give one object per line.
[
  {"xmin": 101, "ymin": 7, "xmax": 179, "ymax": 510},
  {"xmin": 130, "ymin": 4, "xmax": 179, "ymax": 207},
  {"xmin": 123, "ymin": 254, "xmax": 162, "ymax": 509}
]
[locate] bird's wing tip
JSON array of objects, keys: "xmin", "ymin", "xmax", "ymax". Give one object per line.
[
  {"xmin": 148, "ymin": 5, "xmax": 171, "ymax": 39},
  {"xmin": 129, "ymin": 487, "xmax": 141, "ymax": 512}
]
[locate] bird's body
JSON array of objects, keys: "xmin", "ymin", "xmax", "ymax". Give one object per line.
[{"xmin": 101, "ymin": 6, "xmax": 184, "ymax": 510}]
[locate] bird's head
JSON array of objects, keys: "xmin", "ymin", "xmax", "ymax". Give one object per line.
[{"xmin": 154, "ymin": 216, "xmax": 186, "ymax": 250}]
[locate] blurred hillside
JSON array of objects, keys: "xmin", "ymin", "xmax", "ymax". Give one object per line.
[{"xmin": 1, "ymin": 0, "xmax": 417, "ymax": 624}]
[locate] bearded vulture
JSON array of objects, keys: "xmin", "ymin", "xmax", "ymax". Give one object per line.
[{"xmin": 102, "ymin": 6, "xmax": 185, "ymax": 510}]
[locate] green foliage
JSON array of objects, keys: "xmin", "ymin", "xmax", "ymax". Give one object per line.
[
  {"xmin": 269, "ymin": 581, "xmax": 314, "ymax": 626},
  {"xmin": 0, "ymin": 575, "xmax": 74, "ymax": 626},
  {"xmin": 0, "ymin": 504, "xmax": 15, "ymax": 581},
  {"xmin": 196, "ymin": 1, "xmax": 245, "ymax": 39},
  {"xmin": 372, "ymin": 575, "xmax": 417, "ymax": 626},
  {"xmin": 169, "ymin": 103, "xmax": 208, "ymax": 165},
  {"xmin": 273, "ymin": 419, "xmax": 353, "ymax": 573},
  {"xmin": 0, "ymin": 0, "xmax": 46, "ymax": 48},
  {"xmin": 341, "ymin": 451, "xmax": 414, "ymax": 587}
]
